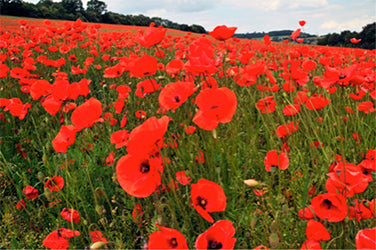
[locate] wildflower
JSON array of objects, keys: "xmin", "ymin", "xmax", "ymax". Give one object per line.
[
  {"xmin": 310, "ymin": 192, "xmax": 348, "ymax": 222},
  {"xmin": 195, "ymin": 220, "xmax": 236, "ymax": 249},
  {"xmin": 209, "ymin": 25, "xmax": 237, "ymax": 41},
  {"xmin": 193, "ymin": 87, "xmax": 237, "ymax": 130},
  {"xmin": 191, "ymin": 179, "xmax": 226, "ymax": 223},
  {"xmin": 148, "ymin": 224, "xmax": 188, "ymax": 249}
]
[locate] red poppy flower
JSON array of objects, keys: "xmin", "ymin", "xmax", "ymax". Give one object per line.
[
  {"xmin": 126, "ymin": 116, "xmax": 170, "ymax": 156},
  {"xmin": 358, "ymin": 101, "xmax": 375, "ymax": 114},
  {"xmin": 300, "ymin": 240, "xmax": 321, "ymax": 250},
  {"xmin": 176, "ymin": 171, "xmax": 191, "ymax": 185},
  {"xmin": 276, "ymin": 121, "xmax": 299, "ymax": 138},
  {"xmin": 60, "ymin": 207, "xmax": 80, "ymax": 223},
  {"xmin": 298, "ymin": 206, "xmax": 315, "ymax": 220},
  {"xmin": 209, "ymin": 25, "xmax": 237, "ymax": 41},
  {"xmin": 1, "ymin": 98, "xmax": 31, "ymax": 120},
  {"xmin": 255, "ymin": 96, "xmax": 276, "ymax": 114},
  {"xmin": 110, "ymin": 129, "xmax": 130, "ymax": 149},
  {"xmin": 195, "ymin": 220, "xmax": 236, "ymax": 250},
  {"xmin": 191, "ymin": 179, "xmax": 226, "ymax": 223},
  {"xmin": 349, "ymin": 199, "xmax": 373, "ymax": 222},
  {"xmin": 52, "ymin": 125, "xmax": 77, "ymax": 153},
  {"xmin": 106, "ymin": 151, "xmax": 115, "ymax": 166},
  {"xmin": 90, "ymin": 230, "xmax": 107, "ymax": 243},
  {"xmin": 310, "ymin": 192, "xmax": 348, "ymax": 222},
  {"xmin": 138, "ymin": 22, "xmax": 167, "ymax": 48},
  {"xmin": 305, "ymin": 95, "xmax": 331, "ymax": 110},
  {"xmin": 159, "ymin": 81, "xmax": 198, "ymax": 112},
  {"xmin": 130, "ymin": 54, "xmax": 158, "ymax": 77},
  {"xmin": 148, "ymin": 224, "xmax": 188, "ymax": 249},
  {"xmin": 294, "ymin": 91, "xmax": 308, "ymax": 105},
  {"xmin": 135, "ymin": 79, "xmax": 161, "ymax": 98},
  {"xmin": 193, "ymin": 87, "xmax": 237, "ymax": 131},
  {"xmin": 166, "ymin": 59, "xmax": 184, "ymax": 77},
  {"xmin": 302, "ymin": 60, "xmax": 317, "ymax": 72},
  {"xmin": 299, "ymin": 20, "xmax": 306, "ymax": 27},
  {"xmin": 282, "ymin": 104, "xmax": 301, "ymax": 116},
  {"xmin": 116, "ymin": 85, "xmax": 131, "ymax": 99},
  {"xmin": 254, "ymin": 245, "xmax": 270, "ymax": 250},
  {"xmin": 306, "ymin": 220, "xmax": 330, "ymax": 241},
  {"xmin": 42, "ymin": 228, "xmax": 80, "ymax": 250},
  {"xmin": 358, "ymin": 149, "xmax": 376, "ymax": 171},
  {"xmin": 264, "ymin": 150, "xmax": 289, "ymax": 172},
  {"xmin": 291, "ymin": 28, "xmax": 301, "ymax": 41},
  {"xmin": 326, "ymin": 162, "xmax": 370, "ymax": 197},
  {"xmin": 30, "ymin": 79, "xmax": 51, "ymax": 100},
  {"xmin": 296, "ymin": 38, "xmax": 304, "ymax": 43},
  {"xmin": 350, "ymin": 38, "xmax": 361, "ymax": 44},
  {"xmin": 184, "ymin": 37, "xmax": 218, "ymax": 75},
  {"xmin": 184, "ymin": 125, "xmax": 196, "ymax": 135},
  {"xmin": 23, "ymin": 185, "xmax": 39, "ymax": 199},
  {"xmin": 45, "ymin": 176, "xmax": 64, "ymax": 192},
  {"xmin": 41, "ymin": 95, "xmax": 62, "ymax": 116},
  {"xmin": 132, "ymin": 203, "xmax": 143, "ymax": 225},
  {"xmin": 71, "ymin": 97, "xmax": 103, "ymax": 131},
  {"xmin": 16, "ymin": 198, "xmax": 26, "ymax": 211},
  {"xmin": 355, "ymin": 227, "xmax": 376, "ymax": 249},
  {"xmin": 116, "ymin": 153, "xmax": 163, "ymax": 198}
]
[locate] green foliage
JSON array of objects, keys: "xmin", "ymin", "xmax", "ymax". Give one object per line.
[{"xmin": 318, "ymin": 22, "xmax": 375, "ymax": 49}]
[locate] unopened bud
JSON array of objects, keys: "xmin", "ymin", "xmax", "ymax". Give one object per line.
[
  {"xmin": 250, "ymin": 216, "xmax": 257, "ymax": 229},
  {"xmin": 90, "ymin": 241, "xmax": 107, "ymax": 249},
  {"xmin": 37, "ymin": 172, "xmax": 45, "ymax": 182},
  {"xmin": 269, "ymin": 233, "xmax": 279, "ymax": 248},
  {"xmin": 44, "ymin": 188, "xmax": 53, "ymax": 200},
  {"xmin": 244, "ymin": 179, "xmax": 259, "ymax": 187}
]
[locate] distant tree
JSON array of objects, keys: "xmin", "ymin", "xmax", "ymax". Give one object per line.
[
  {"xmin": 359, "ymin": 22, "xmax": 375, "ymax": 49},
  {"xmin": 190, "ymin": 24, "xmax": 206, "ymax": 33},
  {"xmin": 61, "ymin": 0, "xmax": 83, "ymax": 14},
  {"xmin": 37, "ymin": 0, "xmax": 53, "ymax": 6},
  {"xmin": 86, "ymin": 0, "xmax": 106, "ymax": 15}
]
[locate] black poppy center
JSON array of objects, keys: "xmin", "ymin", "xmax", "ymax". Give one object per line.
[
  {"xmin": 168, "ymin": 238, "xmax": 178, "ymax": 248},
  {"xmin": 210, "ymin": 105, "xmax": 219, "ymax": 110},
  {"xmin": 208, "ymin": 240, "xmax": 223, "ymax": 249},
  {"xmin": 140, "ymin": 160, "xmax": 150, "ymax": 173},
  {"xmin": 339, "ymin": 74, "xmax": 346, "ymax": 79},
  {"xmin": 271, "ymin": 165, "xmax": 278, "ymax": 168},
  {"xmin": 197, "ymin": 196, "xmax": 207, "ymax": 210},
  {"xmin": 323, "ymin": 199, "xmax": 332, "ymax": 209},
  {"xmin": 174, "ymin": 96, "xmax": 181, "ymax": 103}
]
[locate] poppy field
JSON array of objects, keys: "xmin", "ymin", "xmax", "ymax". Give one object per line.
[{"xmin": 0, "ymin": 16, "xmax": 375, "ymax": 249}]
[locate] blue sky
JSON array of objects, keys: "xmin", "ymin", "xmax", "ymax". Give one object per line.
[{"xmin": 25, "ymin": 0, "xmax": 375, "ymax": 35}]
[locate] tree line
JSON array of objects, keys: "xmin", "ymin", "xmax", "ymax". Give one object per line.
[
  {"xmin": 234, "ymin": 30, "xmax": 316, "ymax": 39},
  {"xmin": 0, "ymin": 0, "xmax": 207, "ymax": 33},
  {"xmin": 317, "ymin": 23, "xmax": 375, "ymax": 50}
]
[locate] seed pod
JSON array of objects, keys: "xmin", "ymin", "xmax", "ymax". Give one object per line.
[{"xmin": 269, "ymin": 232, "xmax": 279, "ymax": 248}]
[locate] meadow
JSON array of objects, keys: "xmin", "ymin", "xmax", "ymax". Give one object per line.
[{"xmin": 0, "ymin": 16, "xmax": 375, "ymax": 249}]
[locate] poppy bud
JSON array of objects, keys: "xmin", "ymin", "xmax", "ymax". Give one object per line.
[
  {"xmin": 281, "ymin": 204, "xmax": 289, "ymax": 214},
  {"xmin": 44, "ymin": 187, "xmax": 53, "ymax": 200},
  {"xmin": 90, "ymin": 241, "xmax": 107, "ymax": 249},
  {"xmin": 42, "ymin": 153, "xmax": 48, "ymax": 165},
  {"xmin": 95, "ymin": 205, "xmax": 105, "ymax": 215},
  {"xmin": 212, "ymin": 129, "xmax": 217, "ymax": 139},
  {"xmin": 269, "ymin": 233, "xmax": 279, "ymax": 248},
  {"xmin": 37, "ymin": 172, "xmax": 45, "ymax": 182},
  {"xmin": 244, "ymin": 179, "xmax": 259, "ymax": 187},
  {"xmin": 251, "ymin": 216, "xmax": 257, "ymax": 229}
]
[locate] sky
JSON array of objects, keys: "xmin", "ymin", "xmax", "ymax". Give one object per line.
[{"xmin": 25, "ymin": 0, "xmax": 375, "ymax": 35}]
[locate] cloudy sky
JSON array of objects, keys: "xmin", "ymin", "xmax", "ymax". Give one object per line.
[{"xmin": 25, "ymin": 0, "xmax": 375, "ymax": 35}]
